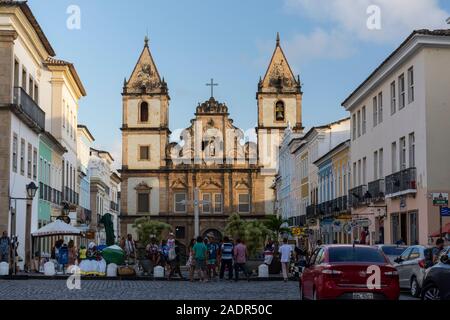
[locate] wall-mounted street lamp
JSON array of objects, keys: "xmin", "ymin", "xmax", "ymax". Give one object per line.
[{"xmin": 9, "ymin": 182, "xmax": 39, "ymax": 274}]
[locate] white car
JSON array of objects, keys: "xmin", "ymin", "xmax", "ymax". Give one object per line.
[{"xmin": 374, "ymin": 244, "xmax": 408, "ymax": 264}]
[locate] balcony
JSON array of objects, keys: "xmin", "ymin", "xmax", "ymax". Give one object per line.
[
  {"xmin": 368, "ymin": 179, "xmax": 385, "ymax": 202},
  {"xmin": 110, "ymin": 201, "xmax": 119, "ymax": 212},
  {"xmin": 349, "ymin": 185, "xmax": 368, "ymax": 207},
  {"xmin": 63, "ymin": 187, "xmax": 79, "ymax": 205},
  {"xmin": 385, "ymin": 167, "xmax": 417, "ymax": 198},
  {"xmin": 12, "ymin": 87, "xmax": 45, "ymax": 131},
  {"xmin": 39, "ymin": 182, "xmax": 62, "ymax": 206}
]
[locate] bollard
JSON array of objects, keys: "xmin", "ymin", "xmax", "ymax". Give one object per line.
[
  {"xmin": 153, "ymin": 265, "xmax": 165, "ymax": 278},
  {"xmin": 107, "ymin": 263, "xmax": 118, "ymax": 277},
  {"xmin": 0, "ymin": 262, "xmax": 9, "ymax": 276},
  {"xmin": 258, "ymin": 264, "xmax": 269, "ymax": 278}
]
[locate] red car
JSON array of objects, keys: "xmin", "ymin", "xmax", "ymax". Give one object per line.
[{"xmin": 299, "ymin": 245, "xmax": 400, "ymax": 300}]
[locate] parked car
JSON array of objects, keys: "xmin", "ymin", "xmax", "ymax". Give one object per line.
[
  {"xmin": 421, "ymin": 247, "xmax": 450, "ymax": 300},
  {"xmin": 393, "ymin": 245, "xmax": 427, "ymax": 297},
  {"xmin": 299, "ymin": 245, "xmax": 400, "ymax": 300},
  {"xmin": 373, "ymin": 244, "xmax": 407, "ymax": 264}
]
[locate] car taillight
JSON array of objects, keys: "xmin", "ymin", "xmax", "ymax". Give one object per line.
[
  {"xmin": 418, "ymin": 259, "xmax": 426, "ymax": 269},
  {"xmin": 322, "ymin": 269, "xmax": 343, "ymax": 275}
]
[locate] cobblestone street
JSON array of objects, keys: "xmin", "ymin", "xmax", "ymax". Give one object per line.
[
  {"xmin": 0, "ymin": 279, "xmax": 418, "ymax": 300},
  {"xmin": 0, "ymin": 279, "xmax": 300, "ymax": 300}
]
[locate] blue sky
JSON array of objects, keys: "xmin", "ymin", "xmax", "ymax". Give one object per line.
[{"xmin": 28, "ymin": 0, "xmax": 450, "ymax": 166}]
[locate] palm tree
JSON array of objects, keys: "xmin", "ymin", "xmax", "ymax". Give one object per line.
[
  {"xmin": 132, "ymin": 217, "xmax": 172, "ymax": 246},
  {"xmin": 263, "ymin": 215, "xmax": 291, "ymax": 240}
]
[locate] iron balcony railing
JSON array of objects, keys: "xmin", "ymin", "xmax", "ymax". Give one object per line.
[
  {"xmin": 385, "ymin": 167, "xmax": 417, "ymax": 196},
  {"xmin": 110, "ymin": 201, "xmax": 119, "ymax": 211},
  {"xmin": 39, "ymin": 182, "xmax": 62, "ymax": 205},
  {"xmin": 13, "ymin": 87, "xmax": 45, "ymax": 130},
  {"xmin": 349, "ymin": 185, "xmax": 368, "ymax": 207},
  {"xmin": 63, "ymin": 186, "xmax": 79, "ymax": 205},
  {"xmin": 368, "ymin": 179, "xmax": 385, "ymax": 201}
]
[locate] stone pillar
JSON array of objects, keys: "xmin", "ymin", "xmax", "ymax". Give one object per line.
[{"xmin": 0, "ymin": 30, "xmax": 17, "ymax": 104}]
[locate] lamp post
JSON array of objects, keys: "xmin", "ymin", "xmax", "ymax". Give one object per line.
[
  {"xmin": 9, "ymin": 182, "xmax": 39, "ymax": 274},
  {"xmin": 180, "ymin": 188, "xmax": 210, "ymax": 238}
]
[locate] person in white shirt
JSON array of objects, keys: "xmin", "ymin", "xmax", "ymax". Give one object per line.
[{"xmin": 278, "ymin": 238, "xmax": 293, "ymax": 282}]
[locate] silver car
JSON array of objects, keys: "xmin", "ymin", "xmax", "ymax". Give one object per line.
[
  {"xmin": 374, "ymin": 244, "xmax": 408, "ymax": 264},
  {"xmin": 393, "ymin": 245, "xmax": 427, "ymax": 298}
]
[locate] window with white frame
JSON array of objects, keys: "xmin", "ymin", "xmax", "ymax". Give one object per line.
[
  {"xmin": 214, "ymin": 193, "xmax": 223, "ymax": 213},
  {"xmin": 379, "ymin": 148, "xmax": 384, "ymax": 178},
  {"xmin": 390, "ymin": 81, "xmax": 396, "ymax": 115},
  {"xmin": 374, "ymin": 151, "xmax": 378, "ymax": 180},
  {"xmin": 408, "ymin": 67, "xmax": 414, "ymax": 104},
  {"xmin": 362, "ymin": 106, "xmax": 366, "ymax": 135},
  {"xmin": 373, "ymin": 96, "xmax": 378, "ymax": 127},
  {"xmin": 352, "ymin": 114, "xmax": 356, "ymax": 140},
  {"xmin": 400, "ymin": 137, "xmax": 406, "ymax": 170},
  {"xmin": 391, "ymin": 142, "xmax": 397, "ymax": 173},
  {"xmin": 357, "ymin": 110, "xmax": 361, "ymax": 137},
  {"xmin": 33, "ymin": 147, "xmax": 37, "ymax": 181},
  {"xmin": 238, "ymin": 193, "xmax": 250, "ymax": 213},
  {"xmin": 174, "ymin": 193, "xmax": 187, "ymax": 213},
  {"xmin": 362, "ymin": 157, "xmax": 367, "ymax": 185},
  {"xmin": 12, "ymin": 133, "xmax": 18, "ymax": 173},
  {"xmin": 20, "ymin": 138, "xmax": 25, "ymax": 176},
  {"xmin": 399, "ymin": 74, "xmax": 405, "ymax": 109},
  {"xmin": 378, "ymin": 92, "xmax": 383, "ymax": 124},
  {"xmin": 409, "ymin": 133, "xmax": 415, "ymax": 168},
  {"xmin": 202, "ymin": 193, "xmax": 211, "ymax": 213},
  {"xmin": 27, "ymin": 143, "xmax": 32, "ymax": 178}
]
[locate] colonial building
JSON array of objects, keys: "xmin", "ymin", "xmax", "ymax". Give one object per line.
[
  {"xmin": 120, "ymin": 34, "xmax": 303, "ymax": 245},
  {"xmin": 77, "ymin": 124, "xmax": 95, "ymax": 226},
  {"xmin": 313, "ymin": 139, "xmax": 352, "ymax": 244},
  {"xmin": 343, "ymin": 29, "xmax": 450, "ymax": 246}
]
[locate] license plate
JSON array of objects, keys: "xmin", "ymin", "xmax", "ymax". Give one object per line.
[{"xmin": 353, "ymin": 292, "xmax": 374, "ymax": 300}]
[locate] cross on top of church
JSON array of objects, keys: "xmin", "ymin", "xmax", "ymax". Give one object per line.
[{"xmin": 206, "ymin": 78, "xmax": 218, "ymax": 98}]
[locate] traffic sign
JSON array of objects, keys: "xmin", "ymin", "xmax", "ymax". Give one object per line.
[
  {"xmin": 433, "ymin": 193, "xmax": 449, "ymax": 206},
  {"xmin": 441, "ymin": 207, "xmax": 450, "ymax": 217}
]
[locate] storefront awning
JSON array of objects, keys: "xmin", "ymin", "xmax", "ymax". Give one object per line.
[{"xmin": 430, "ymin": 223, "xmax": 450, "ymax": 237}]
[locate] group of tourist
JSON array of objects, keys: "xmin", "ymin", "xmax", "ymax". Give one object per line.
[{"xmin": 186, "ymin": 235, "xmax": 251, "ymax": 282}]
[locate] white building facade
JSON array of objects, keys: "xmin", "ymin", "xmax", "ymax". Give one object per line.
[{"xmin": 343, "ymin": 30, "xmax": 450, "ymax": 246}]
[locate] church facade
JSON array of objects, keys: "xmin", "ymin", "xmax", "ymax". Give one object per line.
[{"xmin": 119, "ymin": 35, "xmax": 303, "ymax": 245}]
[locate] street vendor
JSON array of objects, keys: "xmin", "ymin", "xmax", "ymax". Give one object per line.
[{"xmin": 79, "ymin": 242, "xmax": 106, "ymax": 276}]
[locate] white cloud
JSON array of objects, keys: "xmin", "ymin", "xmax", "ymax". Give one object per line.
[
  {"xmin": 284, "ymin": 0, "xmax": 449, "ymax": 44},
  {"xmin": 284, "ymin": 28, "xmax": 357, "ymax": 65}
]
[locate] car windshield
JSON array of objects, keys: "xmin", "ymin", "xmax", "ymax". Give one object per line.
[
  {"xmin": 381, "ymin": 246, "xmax": 407, "ymax": 256},
  {"xmin": 328, "ymin": 247, "xmax": 386, "ymax": 263}
]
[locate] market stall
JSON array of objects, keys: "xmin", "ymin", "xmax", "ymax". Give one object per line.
[{"xmin": 31, "ymin": 220, "xmax": 84, "ymax": 272}]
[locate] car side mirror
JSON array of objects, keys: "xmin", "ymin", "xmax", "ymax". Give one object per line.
[
  {"xmin": 394, "ymin": 257, "xmax": 402, "ymax": 263},
  {"xmin": 440, "ymin": 254, "xmax": 449, "ymax": 264}
]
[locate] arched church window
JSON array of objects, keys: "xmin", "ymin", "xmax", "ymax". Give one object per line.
[
  {"xmin": 140, "ymin": 101, "xmax": 149, "ymax": 122},
  {"xmin": 275, "ymin": 100, "xmax": 285, "ymax": 121}
]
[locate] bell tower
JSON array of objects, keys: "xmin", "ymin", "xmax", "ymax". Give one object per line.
[
  {"xmin": 121, "ymin": 36, "xmax": 170, "ymax": 171},
  {"xmin": 256, "ymin": 33, "xmax": 303, "ymax": 172}
]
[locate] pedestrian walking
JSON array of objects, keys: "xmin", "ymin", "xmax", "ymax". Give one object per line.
[
  {"xmin": 263, "ymin": 239, "xmax": 275, "ymax": 266},
  {"xmin": 67, "ymin": 239, "xmax": 78, "ymax": 266},
  {"xmin": 192, "ymin": 236, "xmax": 208, "ymax": 282},
  {"xmin": 206, "ymin": 236, "xmax": 219, "ymax": 280},
  {"xmin": 186, "ymin": 238, "xmax": 196, "ymax": 282},
  {"xmin": 233, "ymin": 238, "xmax": 250, "ymax": 282},
  {"xmin": 124, "ymin": 234, "xmax": 136, "ymax": 264},
  {"xmin": 168, "ymin": 244, "xmax": 184, "ymax": 280},
  {"xmin": 279, "ymin": 238, "xmax": 293, "ymax": 282},
  {"xmin": 0, "ymin": 231, "xmax": 11, "ymax": 263},
  {"xmin": 219, "ymin": 236, "xmax": 234, "ymax": 281},
  {"xmin": 146, "ymin": 237, "xmax": 160, "ymax": 272}
]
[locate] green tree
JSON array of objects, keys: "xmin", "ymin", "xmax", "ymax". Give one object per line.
[
  {"xmin": 224, "ymin": 213, "xmax": 247, "ymax": 240},
  {"xmin": 263, "ymin": 215, "xmax": 291, "ymax": 240},
  {"xmin": 132, "ymin": 218, "xmax": 172, "ymax": 247},
  {"xmin": 224, "ymin": 213, "xmax": 270, "ymax": 258}
]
